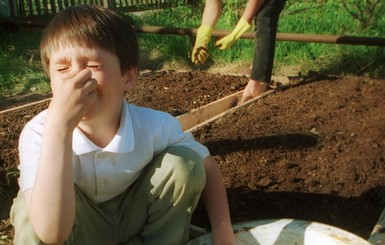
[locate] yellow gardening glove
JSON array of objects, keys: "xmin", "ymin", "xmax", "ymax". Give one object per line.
[
  {"xmin": 215, "ymin": 18, "xmax": 251, "ymax": 50},
  {"xmin": 191, "ymin": 25, "xmax": 213, "ymax": 65}
]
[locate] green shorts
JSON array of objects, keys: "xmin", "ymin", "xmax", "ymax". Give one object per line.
[{"xmin": 10, "ymin": 147, "xmax": 206, "ymax": 245}]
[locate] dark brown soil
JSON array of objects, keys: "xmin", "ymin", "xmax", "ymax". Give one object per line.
[
  {"xmin": 191, "ymin": 74, "xmax": 385, "ymax": 240},
  {"xmin": 1, "ymin": 70, "xmax": 384, "ymax": 243}
]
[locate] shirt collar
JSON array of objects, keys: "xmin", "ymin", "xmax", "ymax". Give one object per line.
[{"xmin": 72, "ymin": 101, "xmax": 135, "ymax": 155}]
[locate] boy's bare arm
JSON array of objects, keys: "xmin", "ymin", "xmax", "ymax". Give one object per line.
[
  {"xmin": 201, "ymin": 155, "xmax": 235, "ymax": 245},
  {"xmin": 24, "ymin": 69, "xmax": 97, "ymax": 244}
]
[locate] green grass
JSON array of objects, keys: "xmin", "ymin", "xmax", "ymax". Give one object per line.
[
  {"xmin": 0, "ymin": 27, "xmax": 50, "ymax": 97},
  {"xmin": 135, "ymin": 0, "xmax": 385, "ymax": 77},
  {"xmin": 274, "ymin": 1, "xmax": 385, "ymax": 77},
  {"xmin": 1, "ymin": 0, "xmax": 384, "ymax": 97}
]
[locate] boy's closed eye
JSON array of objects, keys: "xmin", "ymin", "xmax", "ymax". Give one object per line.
[
  {"xmin": 55, "ymin": 63, "xmax": 102, "ymax": 72},
  {"xmin": 86, "ymin": 64, "xmax": 103, "ymax": 69},
  {"xmin": 56, "ymin": 66, "xmax": 69, "ymax": 72}
]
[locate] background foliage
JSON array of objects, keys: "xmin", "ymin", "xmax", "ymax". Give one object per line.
[
  {"xmin": 0, "ymin": 0, "xmax": 384, "ymax": 97},
  {"xmin": 135, "ymin": 0, "xmax": 385, "ymax": 76}
]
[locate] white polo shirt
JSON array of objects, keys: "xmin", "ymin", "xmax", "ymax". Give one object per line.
[{"xmin": 18, "ymin": 101, "xmax": 209, "ymax": 203}]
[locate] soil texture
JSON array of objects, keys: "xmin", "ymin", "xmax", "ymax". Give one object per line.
[{"xmin": 1, "ymin": 70, "xmax": 385, "ymax": 243}]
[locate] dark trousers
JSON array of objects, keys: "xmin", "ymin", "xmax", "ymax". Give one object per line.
[{"xmin": 250, "ymin": 0, "xmax": 286, "ymax": 83}]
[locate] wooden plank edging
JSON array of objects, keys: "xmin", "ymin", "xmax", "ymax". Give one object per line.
[
  {"xmin": 183, "ymin": 88, "xmax": 276, "ymax": 132},
  {"xmin": 177, "ymin": 90, "xmax": 242, "ymax": 131},
  {"xmin": 0, "ymin": 98, "xmax": 51, "ymax": 114},
  {"xmin": 179, "ymin": 75, "xmax": 290, "ymax": 132}
]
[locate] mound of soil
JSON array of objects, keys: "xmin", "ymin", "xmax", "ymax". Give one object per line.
[
  {"xmin": 191, "ymin": 74, "xmax": 385, "ymax": 240},
  {"xmin": 1, "ymin": 70, "xmax": 384, "ymax": 243}
]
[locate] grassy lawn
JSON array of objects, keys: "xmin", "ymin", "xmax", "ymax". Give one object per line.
[{"xmin": 1, "ymin": 0, "xmax": 384, "ymax": 98}]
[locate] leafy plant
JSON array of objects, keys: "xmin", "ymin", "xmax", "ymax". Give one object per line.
[{"xmin": 339, "ymin": 0, "xmax": 385, "ymax": 31}]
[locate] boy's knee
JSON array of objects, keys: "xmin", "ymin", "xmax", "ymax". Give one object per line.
[
  {"xmin": 164, "ymin": 146, "xmax": 206, "ymax": 187},
  {"xmin": 151, "ymin": 147, "xmax": 206, "ymax": 198}
]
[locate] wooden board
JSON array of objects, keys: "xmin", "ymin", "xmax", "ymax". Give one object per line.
[
  {"xmin": 177, "ymin": 90, "xmax": 243, "ymax": 131},
  {"xmin": 183, "ymin": 89, "xmax": 276, "ymax": 132},
  {"xmin": 178, "ymin": 75, "xmax": 290, "ymax": 132}
]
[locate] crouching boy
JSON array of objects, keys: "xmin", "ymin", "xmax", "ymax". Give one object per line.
[{"xmin": 10, "ymin": 5, "xmax": 235, "ymax": 245}]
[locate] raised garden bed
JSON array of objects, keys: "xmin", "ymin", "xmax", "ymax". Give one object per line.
[
  {"xmin": 1, "ymin": 70, "xmax": 385, "ymax": 243},
  {"xmin": 190, "ymin": 74, "xmax": 385, "ymax": 240}
]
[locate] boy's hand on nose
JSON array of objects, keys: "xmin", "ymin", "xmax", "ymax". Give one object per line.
[{"xmin": 50, "ymin": 69, "xmax": 98, "ymax": 129}]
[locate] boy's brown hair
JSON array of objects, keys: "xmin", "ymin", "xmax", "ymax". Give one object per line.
[{"xmin": 40, "ymin": 4, "xmax": 139, "ymax": 76}]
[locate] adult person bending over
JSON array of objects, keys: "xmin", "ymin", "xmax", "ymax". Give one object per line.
[{"xmin": 192, "ymin": 0, "xmax": 286, "ymax": 103}]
